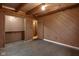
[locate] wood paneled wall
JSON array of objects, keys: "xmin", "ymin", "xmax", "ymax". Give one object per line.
[
  {"xmin": 5, "ymin": 15, "xmax": 24, "ymax": 32},
  {"xmin": 5, "ymin": 15, "xmax": 34, "ymax": 42},
  {"xmin": 37, "ymin": 19, "xmax": 44, "ymax": 39},
  {"xmin": 5, "ymin": 31, "xmax": 24, "ymax": 43},
  {"xmin": 5, "ymin": 15, "xmax": 25, "ymax": 43},
  {"xmin": 0, "ymin": 13, "xmax": 5, "ymax": 48},
  {"xmin": 24, "ymin": 16, "xmax": 33, "ymax": 40},
  {"xmin": 38, "ymin": 6, "xmax": 79, "ymax": 47}
]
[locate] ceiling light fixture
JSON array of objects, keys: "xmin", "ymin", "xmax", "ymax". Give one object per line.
[{"xmin": 41, "ymin": 4, "xmax": 48, "ymax": 11}]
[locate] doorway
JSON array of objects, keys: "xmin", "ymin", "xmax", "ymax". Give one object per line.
[
  {"xmin": 33, "ymin": 20, "xmax": 38, "ymax": 40},
  {"xmin": 5, "ymin": 15, "xmax": 25, "ymax": 44}
]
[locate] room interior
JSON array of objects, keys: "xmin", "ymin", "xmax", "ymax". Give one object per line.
[{"xmin": 0, "ymin": 3, "xmax": 79, "ymax": 56}]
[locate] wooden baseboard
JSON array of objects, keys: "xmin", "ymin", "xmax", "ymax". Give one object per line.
[{"xmin": 43, "ymin": 39, "xmax": 79, "ymax": 50}]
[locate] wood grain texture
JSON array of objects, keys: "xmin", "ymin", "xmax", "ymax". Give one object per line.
[
  {"xmin": 5, "ymin": 31, "xmax": 24, "ymax": 43},
  {"xmin": 37, "ymin": 4, "xmax": 78, "ymax": 17},
  {"xmin": 37, "ymin": 19, "xmax": 44, "ymax": 39},
  {"xmin": 20, "ymin": 3, "xmax": 41, "ymax": 13},
  {"xmin": 0, "ymin": 13, "xmax": 5, "ymax": 48},
  {"xmin": 24, "ymin": 16, "xmax": 34, "ymax": 40},
  {"xmin": 5, "ymin": 15, "xmax": 24, "ymax": 32},
  {"xmin": 38, "ymin": 6, "xmax": 79, "ymax": 47},
  {"xmin": 0, "ymin": 8, "xmax": 26, "ymax": 18}
]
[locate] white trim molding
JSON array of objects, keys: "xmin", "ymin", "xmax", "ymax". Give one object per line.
[{"xmin": 43, "ymin": 39, "xmax": 79, "ymax": 50}]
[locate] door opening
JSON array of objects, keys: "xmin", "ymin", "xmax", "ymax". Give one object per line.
[{"xmin": 33, "ymin": 20, "xmax": 38, "ymax": 40}]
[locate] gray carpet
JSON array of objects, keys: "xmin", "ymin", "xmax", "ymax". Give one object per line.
[{"xmin": 0, "ymin": 39, "xmax": 79, "ymax": 56}]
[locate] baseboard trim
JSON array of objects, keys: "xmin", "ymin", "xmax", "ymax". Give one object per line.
[{"xmin": 43, "ymin": 39, "xmax": 79, "ymax": 50}]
